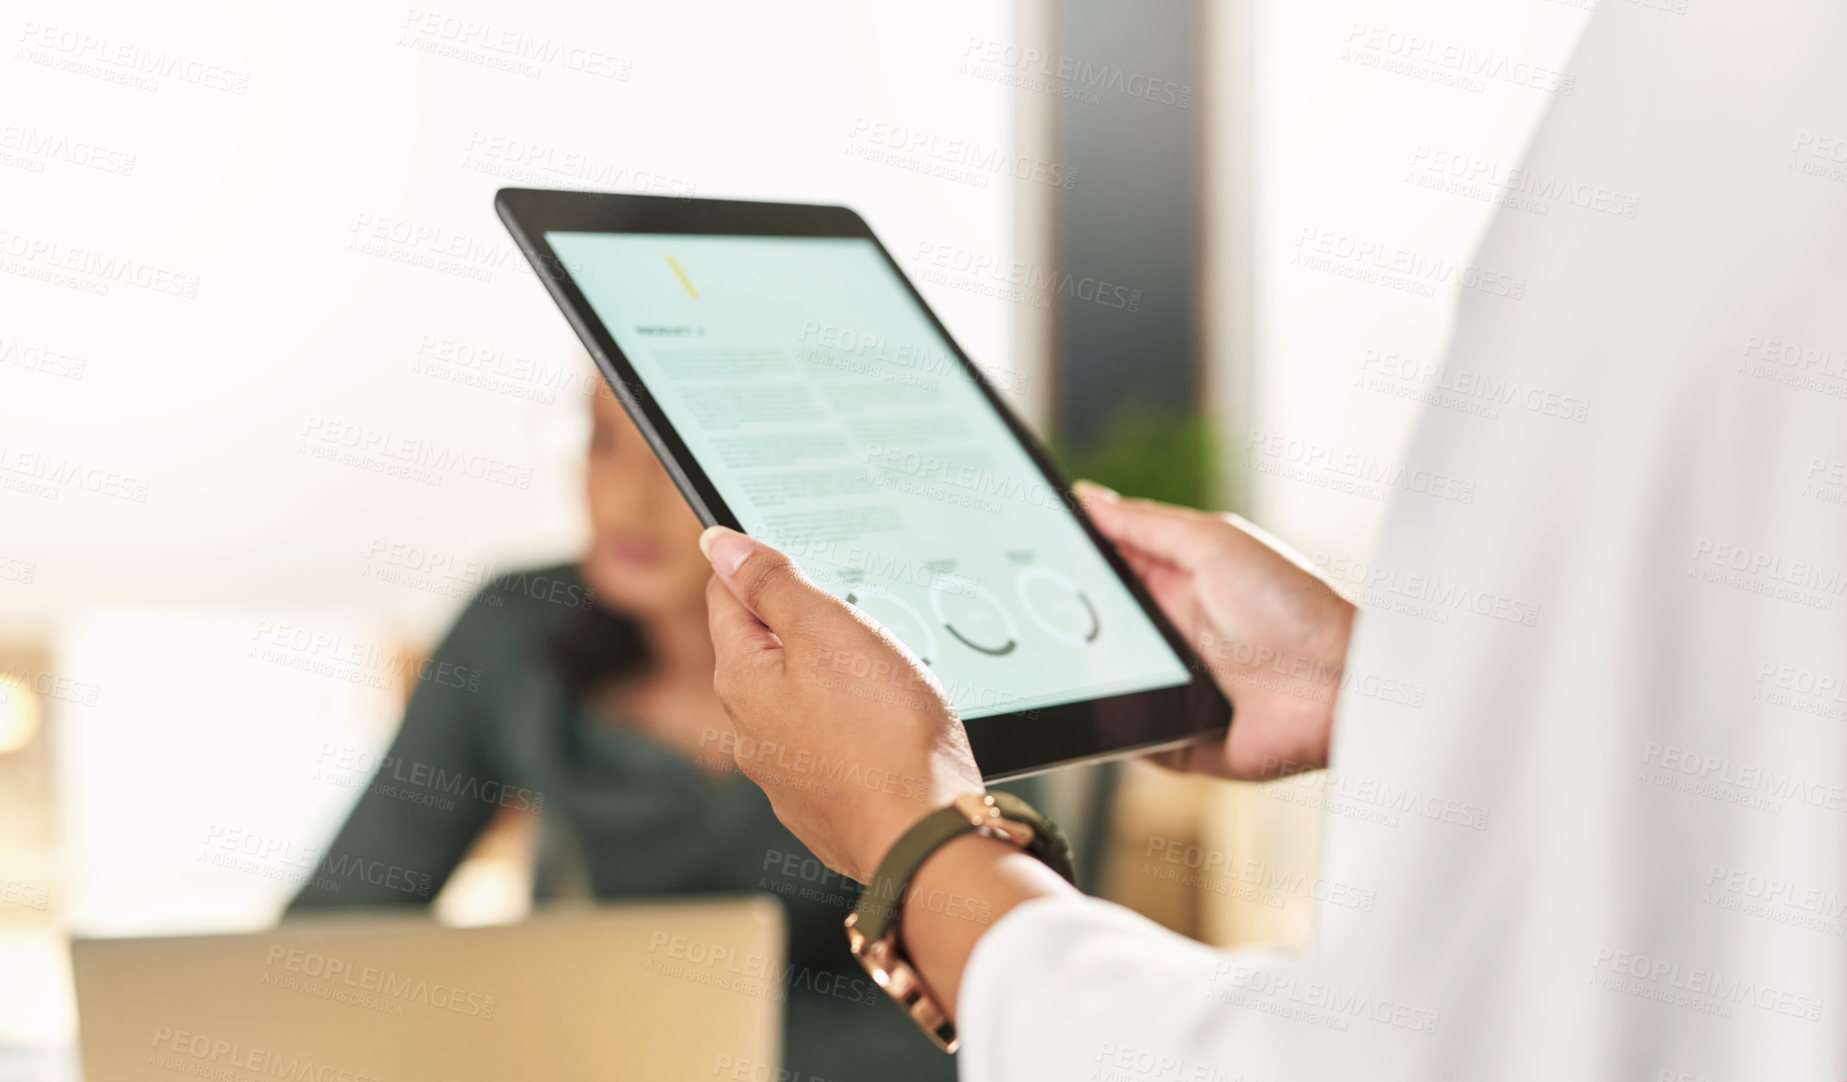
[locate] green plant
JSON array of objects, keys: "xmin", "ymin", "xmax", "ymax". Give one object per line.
[{"xmin": 1051, "ymin": 399, "xmax": 1224, "ymax": 510}]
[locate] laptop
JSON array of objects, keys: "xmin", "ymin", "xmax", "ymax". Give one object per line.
[{"xmin": 70, "ymin": 897, "xmax": 784, "ymax": 1081}]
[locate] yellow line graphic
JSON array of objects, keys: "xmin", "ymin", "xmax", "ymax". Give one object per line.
[{"xmin": 665, "ymin": 254, "xmax": 699, "ymax": 299}]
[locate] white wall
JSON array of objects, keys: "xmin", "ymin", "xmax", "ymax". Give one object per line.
[
  {"xmin": 1, "ymin": 0, "xmax": 1027, "ymax": 644},
  {"xmin": 1194, "ymin": 0, "xmax": 1595, "ymax": 946},
  {"xmin": 1210, "ymin": 0, "xmax": 1594, "ymax": 557}
]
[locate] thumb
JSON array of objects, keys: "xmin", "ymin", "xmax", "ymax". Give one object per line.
[
  {"xmin": 1073, "ymin": 481, "xmax": 1226, "ymax": 573},
  {"xmin": 699, "ymin": 526, "xmax": 837, "ymax": 638},
  {"xmin": 706, "ymin": 572, "xmax": 783, "ymax": 673}
]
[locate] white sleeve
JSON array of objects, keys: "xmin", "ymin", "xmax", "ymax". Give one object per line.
[{"xmin": 955, "ymin": 894, "xmax": 1286, "ymax": 1082}]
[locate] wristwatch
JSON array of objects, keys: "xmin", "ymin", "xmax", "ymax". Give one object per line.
[{"xmin": 843, "ymin": 791, "xmax": 1075, "ymax": 1053}]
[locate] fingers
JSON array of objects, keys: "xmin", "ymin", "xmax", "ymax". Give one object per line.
[
  {"xmin": 700, "ymin": 526, "xmax": 825, "ymax": 632},
  {"xmin": 705, "ymin": 573, "xmax": 783, "ymax": 671},
  {"xmin": 1073, "ymin": 481, "xmax": 1229, "ymax": 573}
]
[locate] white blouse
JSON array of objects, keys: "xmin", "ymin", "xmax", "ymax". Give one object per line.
[{"xmin": 959, "ymin": 3, "xmax": 1847, "ymax": 1079}]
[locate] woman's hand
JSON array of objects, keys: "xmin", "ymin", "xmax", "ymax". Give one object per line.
[
  {"xmin": 695, "ymin": 491, "xmax": 1355, "ymax": 1021},
  {"xmin": 699, "ymin": 527, "xmax": 980, "ymax": 883},
  {"xmin": 696, "ymin": 483, "xmax": 1357, "ymax": 881},
  {"xmin": 1073, "ymin": 481, "xmax": 1355, "ymax": 780}
]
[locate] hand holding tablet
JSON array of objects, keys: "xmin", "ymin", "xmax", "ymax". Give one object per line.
[
  {"xmin": 1066, "ymin": 487, "xmax": 1354, "ymax": 781},
  {"xmin": 685, "ymin": 473, "xmax": 1349, "ymax": 1038},
  {"xmin": 688, "ymin": 488, "xmax": 1352, "ymax": 878},
  {"xmin": 696, "ymin": 522, "xmax": 983, "ymax": 884}
]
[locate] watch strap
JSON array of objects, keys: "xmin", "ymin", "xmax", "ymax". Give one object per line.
[{"xmin": 852, "ymin": 791, "xmax": 1075, "ymax": 952}]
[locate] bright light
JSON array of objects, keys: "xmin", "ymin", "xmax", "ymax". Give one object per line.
[{"xmin": 0, "ymin": 675, "xmax": 42, "ymax": 754}]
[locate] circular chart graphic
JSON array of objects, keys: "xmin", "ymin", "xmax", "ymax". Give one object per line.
[
  {"xmin": 929, "ymin": 576, "xmax": 1019, "ymax": 657},
  {"xmin": 844, "ymin": 585, "xmax": 939, "ymax": 665},
  {"xmin": 1015, "ymin": 566, "xmax": 1100, "ymax": 646}
]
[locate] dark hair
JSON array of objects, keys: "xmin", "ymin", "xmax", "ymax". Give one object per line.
[{"xmin": 545, "ymin": 581, "xmax": 654, "ymax": 697}]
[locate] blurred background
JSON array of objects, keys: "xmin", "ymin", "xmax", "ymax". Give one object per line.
[{"xmin": 0, "ymin": 0, "xmax": 1592, "ymax": 1058}]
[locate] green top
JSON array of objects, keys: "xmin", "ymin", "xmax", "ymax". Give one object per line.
[{"xmin": 289, "ymin": 563, "xmax": 1036, "ymax": 1079}]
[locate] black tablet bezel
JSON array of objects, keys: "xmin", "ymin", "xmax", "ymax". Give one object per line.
[{"xmin": 494, "ymin": 187, "xmax": 1230, "ymax": 780}]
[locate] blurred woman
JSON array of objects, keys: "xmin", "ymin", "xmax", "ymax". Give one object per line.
[{"xmin": 289, "ymin": 383, "xmax": 1021, "ymax": 1080}]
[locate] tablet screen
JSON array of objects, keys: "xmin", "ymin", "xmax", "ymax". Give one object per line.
[{"xmin": 546, "ymin": 231, "xmax": 1191, "ymax": 720}]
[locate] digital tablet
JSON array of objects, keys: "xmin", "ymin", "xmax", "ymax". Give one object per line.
[{"xmin": 495, "ymin": 188, "xmax": 1229, "ymax": 780}]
